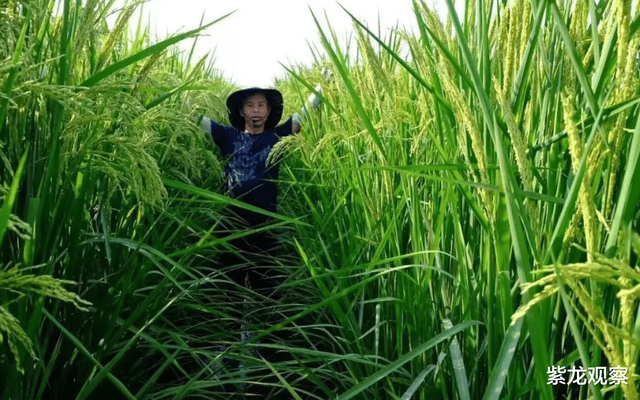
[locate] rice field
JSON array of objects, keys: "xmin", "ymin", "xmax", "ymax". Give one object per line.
[{"xmin": 1, "ymin": 0, "xmax": 639, "ymax": 399}]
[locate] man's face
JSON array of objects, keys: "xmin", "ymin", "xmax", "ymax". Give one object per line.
[{"xmin": 240, "ymin": 93, "xmax": 270, "ymax": 130}]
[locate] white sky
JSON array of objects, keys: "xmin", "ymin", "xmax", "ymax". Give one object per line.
[{"xmin": 109, "ymin": 0, "xmax": 452, "ymax": 87}]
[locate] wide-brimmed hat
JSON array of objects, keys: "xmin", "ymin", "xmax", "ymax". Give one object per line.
[{"xmin": 226, "ymin": 87, "xmax": 283, "ymax": 131}]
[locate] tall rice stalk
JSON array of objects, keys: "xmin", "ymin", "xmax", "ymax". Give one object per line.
[
  {"xmin": 0, "ymin": 1, "xmax": 244, "ymax": 398},
  {"xmin": 2, "ymin": 0, "xmax": 640, "ymax": 399},
  {"xmin": 272, "ymin": 0, "xmax": 640, "ymax": 398}
]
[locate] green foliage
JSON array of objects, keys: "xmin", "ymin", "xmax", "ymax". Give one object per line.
[
  {"xmin": 0, "ymin": 0, "xmax": 236, "ymax": 398},
  {"xmin": 1, "ymin": 0, "xmax": 640, "ymax": 399},
  {"xmin": 274, "ymin": 0, "xmax": 640, "ymax": 398},
  {"xmin": 0, "ymin": 263, "xmax": 91, "ymax": 373}
]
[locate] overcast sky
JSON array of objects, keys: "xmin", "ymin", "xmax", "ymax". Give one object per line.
[{"xmin": 108, "ymin": 0, "xmax": 451, "ymax": 87}]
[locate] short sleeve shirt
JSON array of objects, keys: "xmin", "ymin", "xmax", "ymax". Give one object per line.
[{"xmin": 209, "ymin": 118, "xmax": 293, "ymax": 214}]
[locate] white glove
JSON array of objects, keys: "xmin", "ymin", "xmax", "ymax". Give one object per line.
[
  {"xmin": 322, "ymin": 68, "xmax": 333, "ymax": 82},
  {"xmin": 300, "ymin": 84, "xmax": 323, "ymax": 117},
  {"xmin": 292, "ymin": 112, "xmax": 302, "ymax": 126},
  {"xmin": 194, "ymin": 116, "xmax": 212, "ymax": 133}
]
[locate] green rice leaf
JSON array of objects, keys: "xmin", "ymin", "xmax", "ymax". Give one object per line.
[
  {"xmin": 443, "ymin": 318, "xmax": 470, "ymax": 400},
  {"xmin": 481, "ymin": 318, "xmax": 523, "ymax": 400},
  {"xmin": 42, "ymin": 308, "xmax": 137, "ymax": 400},
  {"xmin": 310, "ymin": 7, "xmax": 387, "ymax": 161},
  {"xmin": 0, "ymin": 147, "xmax": 28, "ymax": 248},
  {"xmin": 605, "ymin": 107, "xmax": 640, "ymax": 255},
  {"xmin": 400, "ymin": 364, "xmax": 433, "ymax": 399},
  {"xmin": 337, "ymin": 321, "xmax": 479, "ymax": 400},
  {"xmin": 80, "ymin": 12, "xmax": 234, "ymax": 87}
]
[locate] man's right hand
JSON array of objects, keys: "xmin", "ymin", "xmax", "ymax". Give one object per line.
[
  {"xmin": 300, "ymin": 85, "xmax": 324, "ymax": 117},
  {"xmin": 195, "ymin": 116, "xmax": 212, "ymax": 133}
]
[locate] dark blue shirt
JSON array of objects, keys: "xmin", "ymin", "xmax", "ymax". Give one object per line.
[{"xmin": 209, "ymin": 118, "xmax": 293, "ymax": 224}]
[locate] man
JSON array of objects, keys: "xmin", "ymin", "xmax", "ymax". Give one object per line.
[
  {"xmin": 201, "ymin": 88, "xmax": 299, "ymax": 228},
  {"xmin": 197, "ymin": 85, "xmax": 323, "ymax": 397},
  {"xmin": 198, "ymin": 85, "xmax": 322, "ymax": 268}
]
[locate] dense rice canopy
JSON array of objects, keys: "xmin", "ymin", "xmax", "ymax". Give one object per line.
[{"xmin": 1, "ymin": 0, "xmax": 639, "ymax": 399}]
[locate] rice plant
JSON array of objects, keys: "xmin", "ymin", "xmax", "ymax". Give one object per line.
[
  {"xmin": 274, "ymin": 0, "xmax": 640, "ymax": 399},
  {"xmin": 0, "ymin": 1, "xmax": 244, "ymax": 398},
  {"xmin": 2, "ymin": 0, "xmax": 639, "ymax": 399}
]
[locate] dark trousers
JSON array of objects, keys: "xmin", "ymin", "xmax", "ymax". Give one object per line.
[
  {"xmin": 216, "ymin": 207, "xmax": 295, "ymax": 398},
  {"xmin": 220, "ymin": 206, "xmax": 284, "ymax": 299}
]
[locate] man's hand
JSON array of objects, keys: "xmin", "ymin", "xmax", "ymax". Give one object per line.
[
  {"xmin": 292, "ymin": 113, "xmax": 302, "ymax": 134},
  {"xmin": 299, "ymin": 84, "xmax": 324, "ymax": 118},
  {"xmin": 291, "ymin": 71, "xmax": 332, "ymax": 134},
  {"xmin": 194, "ymin": 116, "xmax": 212, "ymax": 133}
]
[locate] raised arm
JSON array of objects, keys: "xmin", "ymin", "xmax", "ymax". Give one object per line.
[
  {"xmin": 195, "ymin": 116, "xmax": 212, "ymax": 133},
  {"xmin": 291, "ymin": 84, "xmax": 325, "ymax": 134},
  {"xmin": 193, "ymin": 115, "xmax": 228, "ymax": 150}
]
